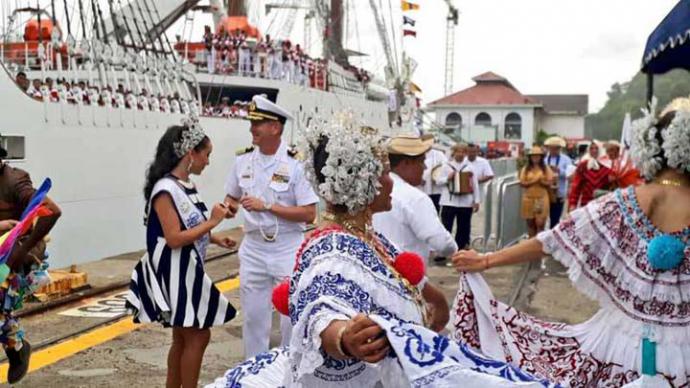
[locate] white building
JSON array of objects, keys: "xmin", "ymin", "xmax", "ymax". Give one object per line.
[{"xmin": 426, "ymin": 72, "xmax": 588, "ymax": 147}]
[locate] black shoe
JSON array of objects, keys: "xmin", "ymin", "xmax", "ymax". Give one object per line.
[
  {"xmin": 433, "ymin": 257, "xmax": 447, "ymax": 265},
  {"xmin": 6, "ymin": 340, "xmax": 31, "ymax": 384}
]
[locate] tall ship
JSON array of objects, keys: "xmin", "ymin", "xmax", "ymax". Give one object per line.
[{"xmin": 0, "ymin": 0, "xmax": 421, "ymax": 268}]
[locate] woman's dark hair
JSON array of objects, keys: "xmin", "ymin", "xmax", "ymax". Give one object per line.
[
  {"xmin": 312, "ymin": 135, "xmax": 348, "ymax": 213},
  {"xmin": 526, "ymin": 153, "xmax": 547, "ymax": 173},
  {"xmin": 143, "ymin": 125, "xmax": 210, "ymax": 201}
]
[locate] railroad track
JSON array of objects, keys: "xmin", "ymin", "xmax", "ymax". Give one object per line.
[{"xmin": 2, "ymin": 249, "xmax": 239, "ymax": 362}]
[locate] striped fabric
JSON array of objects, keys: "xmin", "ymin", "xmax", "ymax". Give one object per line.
[{"xmin": 125, "ymin": 178, "xmax": 235, "ymax": 328}]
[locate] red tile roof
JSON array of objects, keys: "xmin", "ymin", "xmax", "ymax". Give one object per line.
[{"xmin": 429, "ymin": 72, "xmax": 540, "ymax": 106}]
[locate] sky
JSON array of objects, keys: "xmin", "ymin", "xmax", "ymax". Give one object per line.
[
  {"xmin": 1, "ymin": 0, "xmax": 681, "ymax": 113},
  {"xmin": 244, "ymin": 0, "xmax": 681, "ymax": 113},
  {"xmin": 346, "ymin": 0, "xmax": 680, "ymax": 113}
]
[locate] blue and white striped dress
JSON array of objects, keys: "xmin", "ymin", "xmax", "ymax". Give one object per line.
[{"xmin": 126, "ymin": 176, "xmax": 236, "ymax": 328}]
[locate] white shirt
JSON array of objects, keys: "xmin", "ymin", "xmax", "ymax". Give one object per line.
[
  {"xmin": 373, "ymin": 173, "xmax": 458, "ymax": 262},
  {"xmin": 225, "ymin": 142, "xmax": 319, "ymax": 236},
  {"xmin": 437, "ymin": 159, "xmax": 481, "ymax": 208},
  {"xmin": 466, "ymin": 156, "xmax": 494, "ymax": 182},
  {"xmin": 419, "ymin": 148, "xmax": 448, "ymax": 195}
]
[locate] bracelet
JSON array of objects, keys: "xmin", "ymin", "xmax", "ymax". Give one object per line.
[
  {"xmin": 484, "ymin": 255, "xmax": 491, "ymax": 270},
  {"xmin": 335, "ymin": 324, "xmax": 352, "ymax": 358}
]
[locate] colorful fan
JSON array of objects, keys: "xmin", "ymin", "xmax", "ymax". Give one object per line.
[{"xmin": 0, "ymin": 178, "xmax": 53, "ymax": 275}]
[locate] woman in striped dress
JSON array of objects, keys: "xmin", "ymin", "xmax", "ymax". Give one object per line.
[{"xmin": 126, "ymin": 122, "xmax": 237, "ymax": 388}]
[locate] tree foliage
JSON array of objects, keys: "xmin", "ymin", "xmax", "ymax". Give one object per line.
[{"xmin": 586, "ymin": 69, "xmax": 690, "ymax": 141}]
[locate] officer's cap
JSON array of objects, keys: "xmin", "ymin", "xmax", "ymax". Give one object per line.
[{"xmin": 247, "ymin": 95, "xmax": 293, "ymax": 124}]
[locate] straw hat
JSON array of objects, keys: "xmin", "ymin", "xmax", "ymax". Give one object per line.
[
  {"xmin": 604, "ymin": 140, "xmax": 621, "ymax": 149},
  {"xmin": 420, "ymin": 133, "xmax": 435, "ymax": 147},
  {"xmin": 527, "ymin": 146, "xmax": 545, "ymax": 156},
  {"xmin": 544, "ymin": 136, "xmax": 566, "ymax": 148},
  {"xmin": 388, "ymin": 134, "xmax": 432, "ymax": 156}
]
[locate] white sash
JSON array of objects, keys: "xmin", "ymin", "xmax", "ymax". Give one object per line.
[{"xmin": 148, "ymin": 177, "xmax": 209, "ymax": 260}]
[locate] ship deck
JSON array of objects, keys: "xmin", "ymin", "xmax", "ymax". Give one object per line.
[{"xmin": 0, "ymin": 222, "xmax": 598, "ymax": 386}]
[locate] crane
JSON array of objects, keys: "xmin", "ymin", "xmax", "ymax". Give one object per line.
[{"xmin": 444, "ymin": 0, "xmax": 459, "ymax": 96}]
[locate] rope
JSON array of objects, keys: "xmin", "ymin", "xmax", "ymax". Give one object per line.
[
  {"xmin": 61, "ymin": 0, "xmax": 71, "ymax": 36},
  {"xmin": 76, "ymin": 0, "xmax": 87, "ymax": 39}
]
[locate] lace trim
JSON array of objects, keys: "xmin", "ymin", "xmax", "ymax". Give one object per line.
[{"xmin": 538, "ymin": 194, "xmax": 690, "ymax": 329}]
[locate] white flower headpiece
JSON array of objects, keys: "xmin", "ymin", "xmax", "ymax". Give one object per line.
[
  {"xmin": 300, "ymin": 110, "xmax": 386, "ymax": 215},
  {"xmin": 631, "ymin": 97, "xmax": 690, "ymax": 179},
  {"xmin": 173, "ymin": 118, "xmax": 207, "ymax": 158}
]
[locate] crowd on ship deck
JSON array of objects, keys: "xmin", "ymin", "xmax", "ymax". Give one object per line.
[{"xmin": 179, "ymin": 26, "xmax": 371, "ymax": 90}]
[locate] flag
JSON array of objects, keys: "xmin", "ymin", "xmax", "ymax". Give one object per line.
[
  {"xmin": 401, "ymin": 1, "xmax": 420, "ymax": 11},
  {"xmin": 403, "ymin": 16, "xmax": 416, "ymax": 26},
  {"xmin": 403, "ymin": 29, "xmax": 417, "ymax": 37},
  {"xmin": 0, "ymin": 178, "xmax": 53, "ymax": 264},
  {"xmin": 409, "ymin": 82, "xmax": 422, "ymax": 94}
]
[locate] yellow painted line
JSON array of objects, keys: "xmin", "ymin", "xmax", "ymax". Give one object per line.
[{"xmin": 0, "ymin": 277, "xmax": 240, "ymax": 383}]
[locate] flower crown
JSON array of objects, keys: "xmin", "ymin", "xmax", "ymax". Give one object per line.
[
  {"xmin": 300, "ymin": 111, "xmax": 386, "ymax": 215},
  {"xmin": 173, "ymin": 118, "xmax": 207, "ymax": 158},
  {"xmin": 631, "ymin": 97, "xmax": 690, "ymax": 180}
]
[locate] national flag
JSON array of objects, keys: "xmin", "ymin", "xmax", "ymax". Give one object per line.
[
  {"xmin": 403, "ymin": 29, "xmax": 417, "ymax": 37},
  {"xmin": 409, "ymin": 82, "xmax": 422, "ymax": 94},
  {"xmin": 0, "ymin": 178, "xmax": 53, "ymax": 264},
  {"xmin": 401, "ymin": 1, "xmax": 420, "ymax": 11},
  {"xmin": 403, "ymin": 16, "xmax": 416, "ymax": 26}
]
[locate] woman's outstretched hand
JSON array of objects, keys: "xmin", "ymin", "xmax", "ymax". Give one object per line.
[
  {"xmin": 452, "ymin": 250, "xmax": 490, "ymax": 273},
  {"xmin": 342, "ymin": 314, "xmax": 390, "ymax": 363}
]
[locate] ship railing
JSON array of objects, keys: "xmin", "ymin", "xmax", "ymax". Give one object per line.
[{"xmin": 0, "ymin": 38, "xmax": 207, "ymax": 118}]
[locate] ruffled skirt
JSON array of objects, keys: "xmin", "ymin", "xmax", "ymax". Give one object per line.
[{"xmin": 451, "ymin": 273, "xmax": 689, "ymax": 387}]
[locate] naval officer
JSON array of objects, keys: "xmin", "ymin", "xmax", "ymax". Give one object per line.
[{"xmin": 224, "ymin": 95, "xmax": 319, "ymax": 358}]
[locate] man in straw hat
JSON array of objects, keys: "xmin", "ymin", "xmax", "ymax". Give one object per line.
[
  {"xmin": 373, "ymin": 134, "xmax": 458, "ymax": 264},
  {"xmin": 599, "ymin": 140, "xmax": 642, "ymax": 189},
  {"xmin": 544, "ymin": 136, "xmax": 573, "ymax": 228},
  {"xmin": 372, "ymin": 134, "xmax": 456, "ymax": 331},
  {"xmin": 224, "ymin": 95, "xmax": 319, "ymax": 359},
  {"xmin": 437, "ymin": 144, "xmax": 481, "ymax": 250},
  {"xmin": 418, "ymin": 133, "xmax": 448, "ymax": 212}
]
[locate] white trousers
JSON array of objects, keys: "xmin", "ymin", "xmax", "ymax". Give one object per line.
[
  {"xmin": 239, "ymin": 231, "xmax": 303, "ymax": 359},
  {"xmin": 239, "ymin": 50, "xmax": 252, "ymax": 76}
]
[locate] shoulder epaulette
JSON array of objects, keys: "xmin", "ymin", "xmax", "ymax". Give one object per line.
[{"xmin": 236, "ymin": 146, "xmax": 254, "ymax": 156}]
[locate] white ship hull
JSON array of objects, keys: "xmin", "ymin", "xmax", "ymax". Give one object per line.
[{"xmin": 0, "ymin": 69, "xmax": 388, "ymax": 268}]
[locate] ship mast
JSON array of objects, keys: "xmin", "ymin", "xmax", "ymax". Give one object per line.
[
  {"xmin": 325, "ymin": 0, "xmax": 348, "ymax": 66},
  {"xmin": 227, "ymin": 0, "xmax": 247, "ymax": 16}
]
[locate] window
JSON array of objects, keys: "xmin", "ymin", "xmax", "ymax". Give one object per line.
[
  {"xmin": 475, "ymin": 112, "xmax": 492, "ymax": 126},
  {"xmin": 445, "ymin": 112, "xmax": 462, "ymax": 128},
  {"xmin": 504, "ymin": 112, "xmax": 522, "ymax": 139}
]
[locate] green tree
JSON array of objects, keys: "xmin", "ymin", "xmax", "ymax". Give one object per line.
[{"xmin": 586, "ymin": 70, "xmax": 690, "ymax": 141}]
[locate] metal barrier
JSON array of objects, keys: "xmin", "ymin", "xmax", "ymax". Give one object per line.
[
  {"xmin": 471, "ymin": 172, "xmax": 525, "ymax": 251},
  {"xmin": 495, "ymin": 177, "xmax": 527, "ymax": 248}
]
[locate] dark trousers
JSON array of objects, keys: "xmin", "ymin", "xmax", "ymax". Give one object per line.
[
  {"xmin": 429, "ymin": 194, "xmax": 441, "ymax": 214},
  {"xmin": 441, "ymin": 206, "xmax": 473, "ymax": 249},
  {"xmin": 550, "ymin": 198, "xmax": 564, "ymax": 229}
]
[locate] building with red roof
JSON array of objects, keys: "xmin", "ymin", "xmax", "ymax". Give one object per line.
[{"xmin": 426, "ymin": 72, "xmax": 588, "ymax": 147}]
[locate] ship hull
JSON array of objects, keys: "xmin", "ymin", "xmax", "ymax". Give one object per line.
[{"xmin": 0, "ymin": 70, "xmax": 388, "ymax": 267}]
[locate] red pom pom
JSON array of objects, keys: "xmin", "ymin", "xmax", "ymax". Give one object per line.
[
  {"xmin": 393, "ymin": 251, "xmax": 426, "ymax": 286},
  {"xmin": 272, "ymin": 280, "xmax": 290, "ymax": 316}
]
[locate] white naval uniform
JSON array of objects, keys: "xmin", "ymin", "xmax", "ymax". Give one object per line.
[
  {"xmin": 225, "ymin": 142, "xmax": 319, "ymax": 359},
  {"xmin": 373, "ymin": 173, "xmax": 457, "ymax": 263}
]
